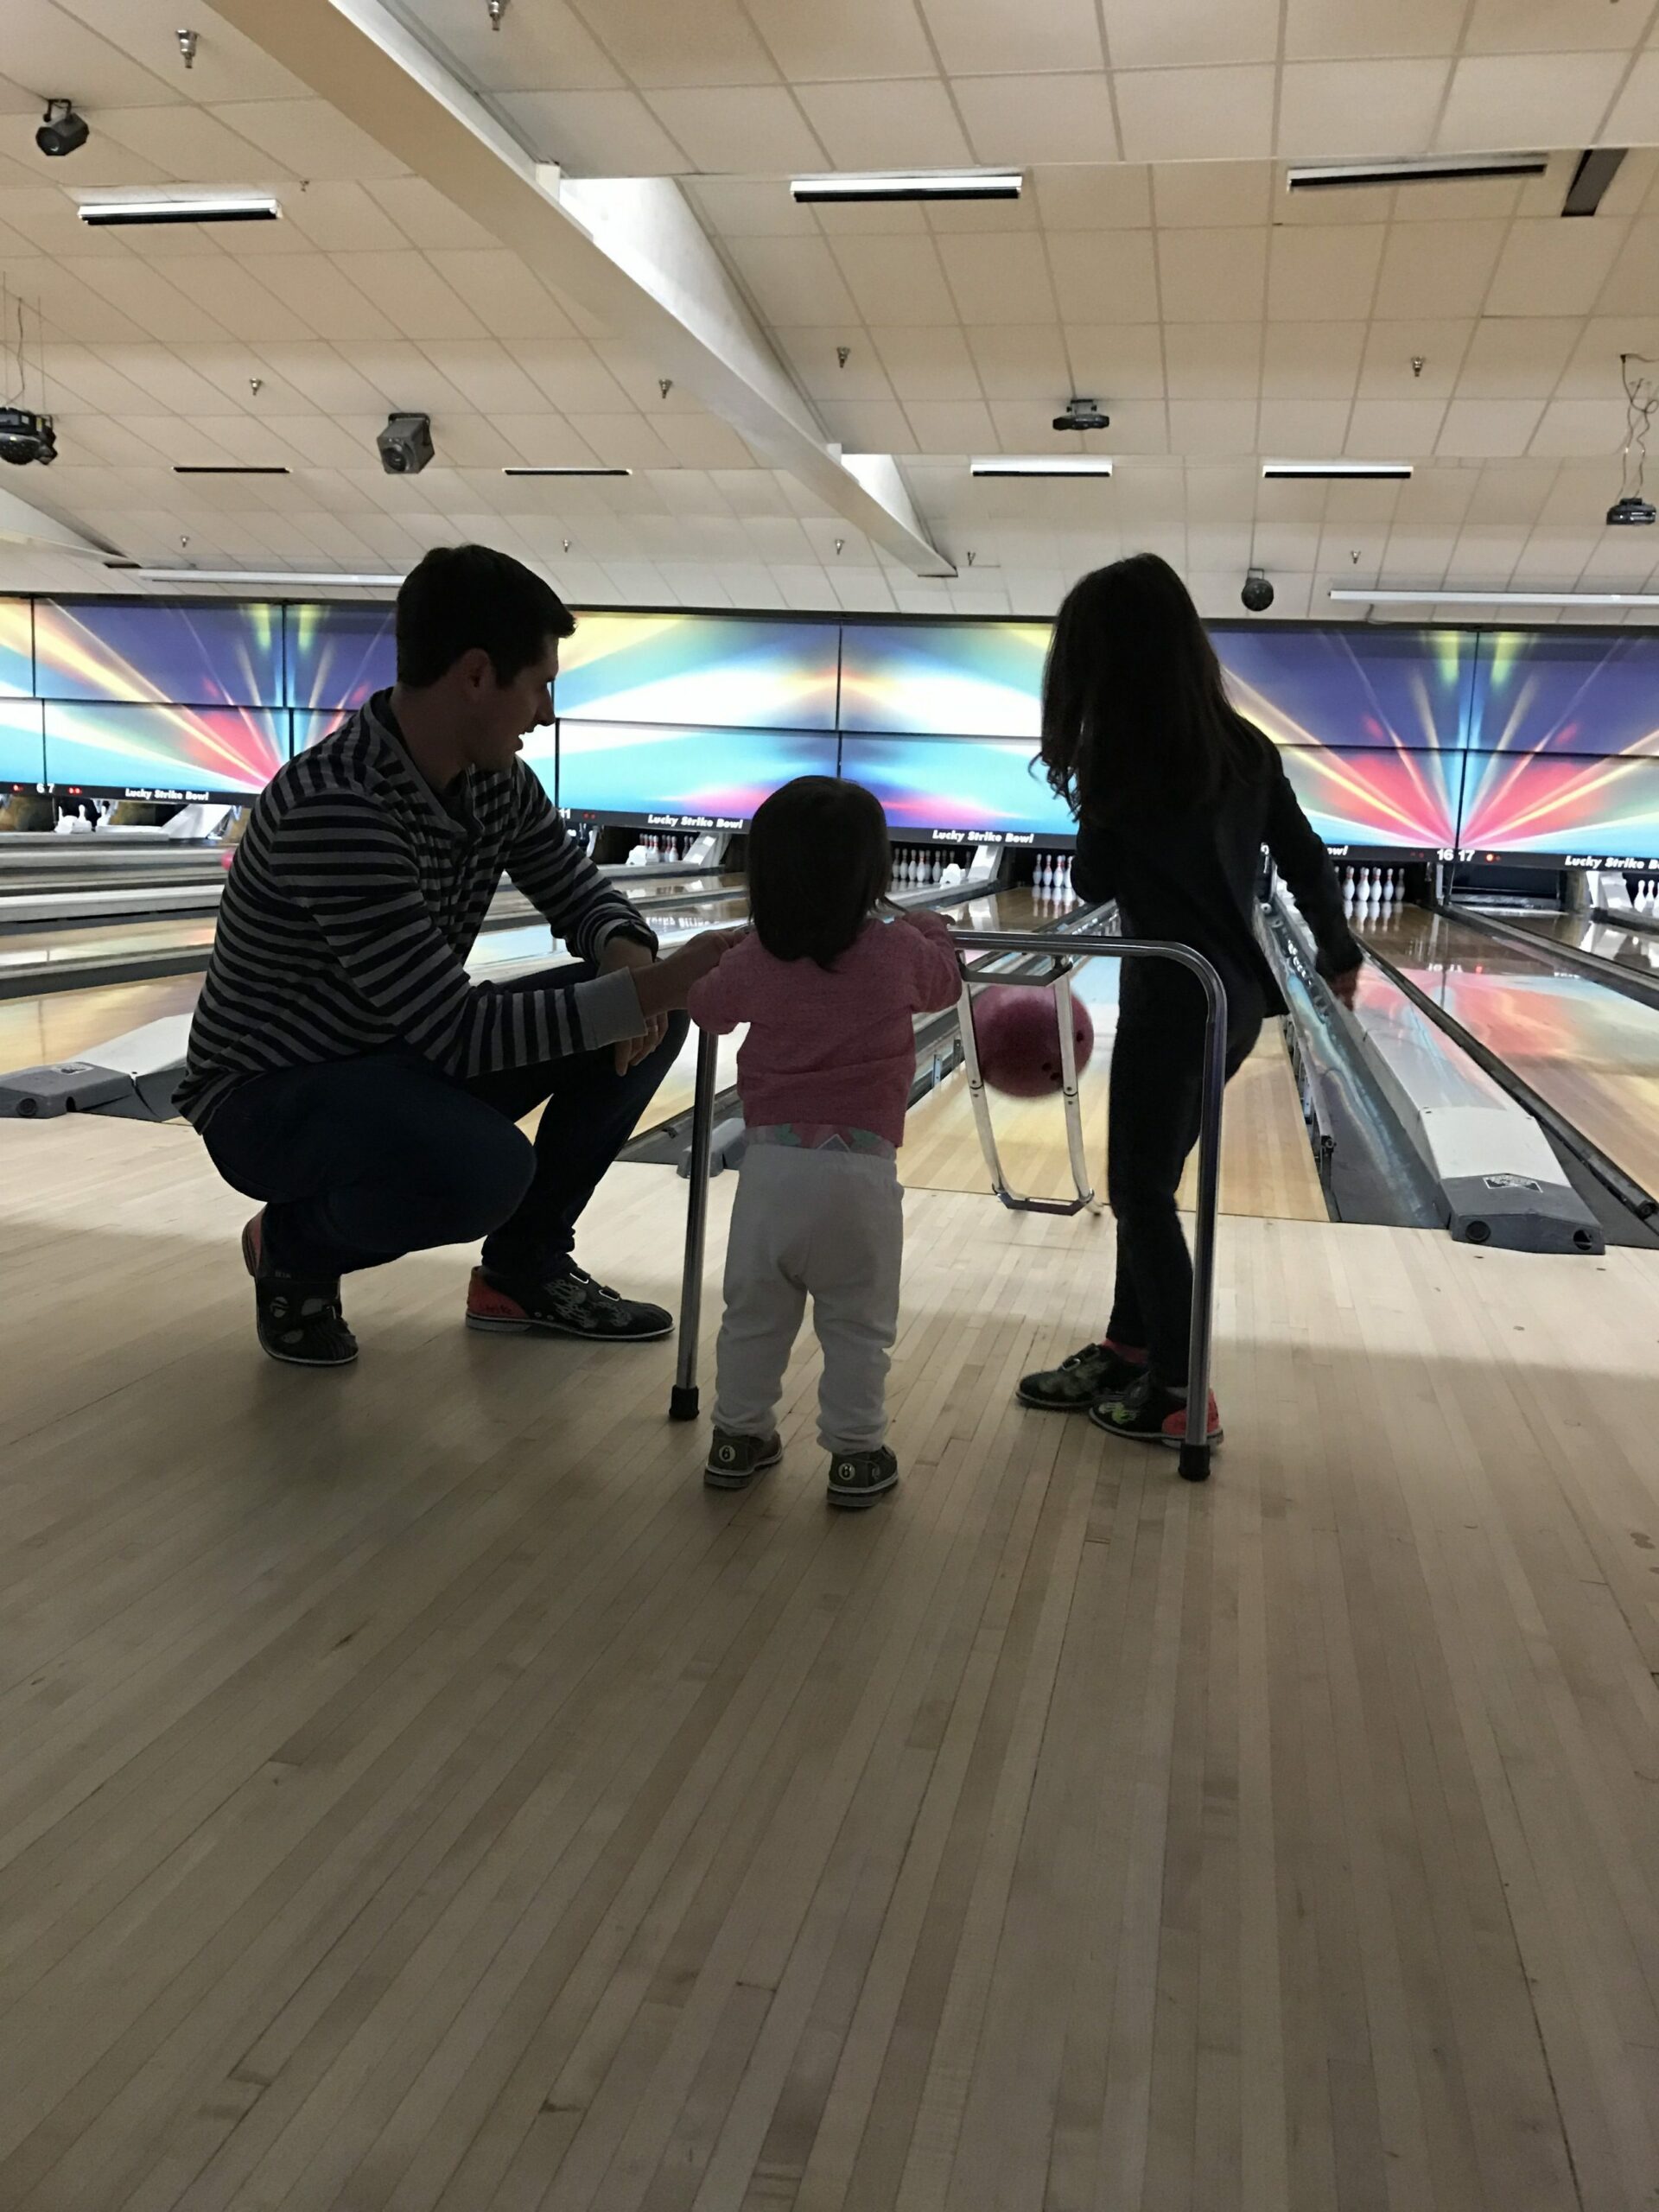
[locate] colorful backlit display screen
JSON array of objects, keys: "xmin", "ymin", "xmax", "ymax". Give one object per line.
[
  {"xmin": 0, "ymin": 699, "xmax": 46, "ymax": 788},
  {"xmin": 1458, "ymin": 751, "xmax": 1659, "ymax": 868},
  {"xmin": 0, "ymin": 599, "xmax": 31, "ymax": 698},
  {"xmin": 285, "ymin": 604, "xmax": 397, "ymax": 711},
  {"xmin": 838, "ymin": 734, "xmax": 1072, "ymax": 839},
  {"xmin": 556, "ymin": 614, "xmax": 838, "ymax": 730},
  {"xmin": 1469, "ymin": 630, "xmax": 1659, "ymax": 759},
  {"xmin": 838, "ymin": 622, "xmax": 1049, "ymax": 738},
  {"xmin": 43, "ymin": 703, "xmax": 289, "ymax": 799},
  {"xmin": 1278, "ymin": 746, "xmax": 1461, "ymax": 856},
  {"xmin": 33, "ymin": 599, "xmax": 283, "ymax": 709},
  {"xmin": 1214, "ymin": 624, "xmax": 1477, "ymax": 753},
  {"xmin": 556, "ymin": 721, "xmax": 838, "ymax": 827}
]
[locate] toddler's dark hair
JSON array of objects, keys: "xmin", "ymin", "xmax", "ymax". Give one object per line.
[{"xmin": 747, "ymin": 776, "xmax": 890, "ymax": 969}]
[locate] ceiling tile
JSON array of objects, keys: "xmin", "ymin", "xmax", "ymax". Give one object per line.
[
  {"xmin": 952, "ymin": 74, "xmax": 1119, "ymax": 166},
  {"xmin": 566, "ymin": 0, "xmax": 779, "ymax": 84},
  {"xmin": 1268, "ymin": 225, "xmax": 1385, "ymax": 321},
  {"xmin": 1345, "ymin": 397, "xmax": 1448, "ymax": 454},
  {"xmin": 1436, "ymin": 54, "xmax": 1629, "ymax": 153},
  {"xmin": 1164, "ymin": 323, "xmax": 1262, "ymax": 398},
  {"xmin": 1260, "ymin": 321, "xmax": 1367, "ymax": 398},
  {"xmin": 743, "ymin": 0, "xmax": 936, "ymax": 78},
  {"xmin": 1437, "ymin": 397, "xmax": 1546, "ymax": 456},
  {"xmin": 901, "ymin": 397, "xmax": 998, "ymax": 450},
  {"xmin": 1605, "ymin": 53, "xmax": 1659, "ymax": 143},
  {"xmin": 920, "ymin": 0, "xmax": 1103, "ymax": 74},
  {"xmin": 93, "ymin": 103, "xmax": 293, "ymax": 180},
  {"xmin": 830, "ymin": 234, "xmax": 958, "ymax": 324},
  {"xmin": 1359, "ymin": 319, "xmax": 1474, "ymax": 396},
  {"xmin": 2, "ymin": 6, "xmax": 176, "ymax": 106},
  {"xmin": 413, "ymin": 341, "xmax": 549, "ymax": 414},
  {"xmin": 1150, "ymin": 162, "xmax": 1272, "ymax": 227},
  {"xmin": 210, "ymin": 101, "xmax": 411, "ymax": 181},
  {"xmin": 1371, "ymin": 220, "xmax": 1507, "ymax": 320},
  {"xmin": 728, "ymin": 236, "xmax": 859, "ymax": 325},
  {"xmin": 936, "ymin": 233, "xmax": 1058, "ymax": 324},
  {"xmin": 1258, "ymin": 398, "xmax": 1351, "ymax": 454},
  {"xmin": 424, "ymin": 251, "xmax": 576, "ymax": 338},
  {"xmin": 334, "ymin": 251, "xmax": 488, "ymax": 341},
  {"xmin": 1276, "ymin": 60, "xmax": 1450, "ymax": 161},
  {"xmin": 644, "ymin": 88, "xmax": 826, "ymax": 173},
  {"xmin": 1557, "ymin": 315, "xmax": 1659, "ymax": 396},
  {"xmin": 965, "ymin": 323, "xmax": 1071, "ymax": 397},
  {"xmin": 497, "ymin": 91, "xmax": 689, "ymax": 174},
  {"xmin": 869, "ymin": 324, "xmax": 982, "ymax": 399},
  {"xmin": 1453, "ymin": 318, "xmax": 1580, "ymax": 398},
  {"xmin": 245, "ymin": 256, "xmax": 403, "ymax": 340},
  {"xmin": 1046, "ymin": 230, "xmax": 1160, "ymax": 321},
  {"xmin": 1062, "ymin": 323, "xmax": 1166, "ymax": 397},
  {"xmin": 1103, "ymin": 0, "xmax": 1279, "ymax": 68},
  {"xmin": 817, "ymin": 397, "xmax": 917, "ymax": 448},
  {"xmin": 1463, "ymin": 0, "xmax": 1646, "ymax": 52},
  {"xmin": 684, "ymin": 176, "xmax": 819, "ymax": 239},
  {"xmin": 1168, "ymin": 399, "xmax": 1259, "ymax": 452},
  {"xmin": 793, "ymin": 80, "xmax": 974, "ymax": 170},
  {"xmin": 1114, "ymin": 67, "xmax": 1276, "ymax": 162},
  {"xmin": 1033, "ymin": 163, "xmax": 1152, "ymax": 228},
  {"xmin": 1529, "ymin": 397, "xmax": 1627, "ymax": 455},
  {"xmin": 279, "ymin": 182, "xmax": 409, "ymax": 255},
  {"xmin": 1157, "ymin": 228, "xmax": 1268, "ymax": 321},
  {"xmin": 397, "ymin": 0, "xmax": 622, "ymax": 88},
  {"xmin": 1594, "ymin": 218, "xmax": 1659, "ymax": 314},
  {"xmin": 771, "ymin": 327, "xmax": 895, "ymax": 399},
  {"xmin": 1285, "ymin": 0, "xmax": 1465, "ymax": 62},
  {"xmin": 1484, "ymin": 219, "xmax": 1628, "ymax": 318}
]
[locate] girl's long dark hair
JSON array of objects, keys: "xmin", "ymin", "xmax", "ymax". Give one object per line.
[
  {"xmin": 747, "ymin": 775, "xmax": 890, "ymax": 969},
  {"xmin": 1039, "ymin": 552, "xmax": 1269, "ymax": 817}
]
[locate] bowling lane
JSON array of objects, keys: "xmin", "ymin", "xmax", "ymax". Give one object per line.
[
  {"xmin": 1359, "ymin": 904, "xmax": 1659, "ymax": 1198},
  {"xmin": 1496, "ymin": 908, "xmax": 1659, "ymax": 987},
  {"xmin": 900, "ymin": 897, "xmax": 1328, "ymax": 1221}
]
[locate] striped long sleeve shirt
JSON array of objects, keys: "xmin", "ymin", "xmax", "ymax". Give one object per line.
[{"xmin": 178, "ymin": 691, "xmax": 654, "ymax": 1130}]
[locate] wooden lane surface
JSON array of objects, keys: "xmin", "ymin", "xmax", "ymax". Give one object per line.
[
  {"xmin": 1, "ymin": 1115, "xmax": 1657, "ymax": 2207},
  {"xmin": 1363, "ymin": 905, "xmax": 1659, "ymax": 1200},
  {"xmin": 901, "ymin": 953, "xmax": 1328, "ymax": 1223}
]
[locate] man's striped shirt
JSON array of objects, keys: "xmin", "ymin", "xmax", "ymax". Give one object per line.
[{"xmin": 178, "ymin": 691, "xmax": 652, "ymax": 1129}]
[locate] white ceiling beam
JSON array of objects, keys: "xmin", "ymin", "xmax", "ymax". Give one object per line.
[
  {"xmin": 0, "ymin": 484, "xmax": 112, "ymax": 560},
  {"xmin": 202, "ymin": 0, "xmax": 953, "ymax": 579}
]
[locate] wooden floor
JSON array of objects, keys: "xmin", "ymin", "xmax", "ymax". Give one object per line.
[{"xmin": 3, "ymin": 1118, "xmax": 1659, "ymax": 2210}]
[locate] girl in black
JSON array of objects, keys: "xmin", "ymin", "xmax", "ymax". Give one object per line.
[{"xmin": 1017, "ymin": 554, "xmax": 1363, "ymax": 1448}]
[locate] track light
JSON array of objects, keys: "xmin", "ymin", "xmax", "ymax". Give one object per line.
[
  {"xmin": 36, "ymin": 101, "xmax": 89, "ymax": 158},
  {"xmin": 791, "ymin": 169, "xmax": 1021, "ymax": 204},
  {"xmin": 77, "ymin": 193, "xmax": 282, "ymax": 226}
]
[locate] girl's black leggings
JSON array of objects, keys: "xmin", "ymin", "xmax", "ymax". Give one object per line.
[{"xmin": 1104, "ymin": 1004, "xmax": 1262, "ymax": 1386}]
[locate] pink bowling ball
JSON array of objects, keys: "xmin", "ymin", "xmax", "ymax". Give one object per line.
[{"xmin": 972, "ymin": 984, "xmax": 1095, "ymax": 1098}]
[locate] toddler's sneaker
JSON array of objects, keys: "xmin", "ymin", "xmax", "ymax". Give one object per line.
[
  {"xmin": 466, "ymin": 1265, "xmax": 671, "ymax": 1341},
  {"xmin": 242, "ymin": 1210, "xmax": 357, "ymax": 1369},
  {"xmin": 1089, "ymin": 1374, "xmax": 1222, "ymax": 1449},
  {"xmin": 703, "ymin": 1428, "xmax": 783, "ymax": 1491},
  {"xmin": 826, "ymin": 1446, "xmax": 899, "ymax": 1510},
  {"xmin": 1017, "ymin": 1338, "xmax": 1147, "ymax": 1411}
]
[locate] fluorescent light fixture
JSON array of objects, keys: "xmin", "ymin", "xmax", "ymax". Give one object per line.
[
  {"xmin": 1330, "ymin": 587, "xmax": 1659, "ymax": 607},
  {"xmin": 791, "ymin": 168, "xmax": 1021, "ymax": 204},
  {"xmin": 1264, "ymin": 459, "xmax": 1412, "ymax": 480},
  {"xmin": 78, "ymin": 193, "xmax": 283, "ymax": 226},
  {"xmin": 1287, "ymin": 153, "xmax": 1547, "ymax": 193},
  {"xmin": 172, "ymin": 464, "xmax": 289, "ymax": 476},
  {"xmin": 969, "ymin": 455, "xmax": 1113, "ymax": 478},
  {"xmin": 111, "ymin": 567, "xmax": 403, "ymax": 587},
  {"xmin": 501, "ymin": 465, "xmax": 631, "ymax": 477}
]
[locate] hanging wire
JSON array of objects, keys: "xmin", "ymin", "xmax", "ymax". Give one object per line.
[{"xmin": 1618, "ymin": 351, "xmax": 1659, "ymax": 500}]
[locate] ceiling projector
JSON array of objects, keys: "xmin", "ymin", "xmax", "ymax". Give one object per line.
[
  {"xmin": 1605, "ymin": 494, "xmax": 1656, "ymax": 526},
  {"xmin": 0, "ymin": 408, "xmax": 57, "ymax": 466},
  {"xmin": 1052, "ymin": 397, "xmax": 1110, "ymax": 433}
]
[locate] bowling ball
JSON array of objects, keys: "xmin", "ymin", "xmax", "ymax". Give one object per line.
[
  {"xmin": 220, "ymin": 849, "xmax": 234, "ymax": 870},
  {"xmin": 972, "ymin": 984, "xmax": 1094, "ymax": 1098}
]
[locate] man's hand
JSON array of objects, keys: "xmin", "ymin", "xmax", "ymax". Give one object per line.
[
  {"xmin": 1329, "ymin": 963, "xmax": 1361, "ymax": 1009},
  {"xmin": 599, "ymin": 934, "xmax": 667, "ymax": 1074}
]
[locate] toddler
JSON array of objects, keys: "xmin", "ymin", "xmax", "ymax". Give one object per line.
[{"xmin": 687, "ymin": 777, "xmax": 962, "ymax": 1509}]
